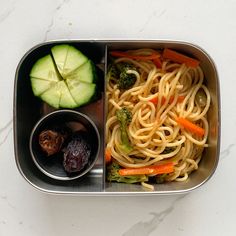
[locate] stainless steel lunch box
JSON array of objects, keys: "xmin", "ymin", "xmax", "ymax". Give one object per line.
[{"xmin": 13, "ymin": 40, "xmax": 220, "ymax": 195}]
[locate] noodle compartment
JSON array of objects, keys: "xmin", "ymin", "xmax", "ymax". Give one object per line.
[{"xmin": 106, "ymin": 47, "xmax": 214, "ymax": 189}]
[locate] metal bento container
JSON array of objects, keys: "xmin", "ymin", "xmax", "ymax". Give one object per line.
[{"xmin": 13, "ymin": 40, "xmax": 220, "ymax": 195}]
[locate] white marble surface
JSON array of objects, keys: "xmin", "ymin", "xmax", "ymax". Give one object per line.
[{"xmin": 0, "ymin": 0, "xmax": 235, "ymax": 235}]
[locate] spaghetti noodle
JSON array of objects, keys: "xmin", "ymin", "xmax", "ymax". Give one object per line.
[{"xmin": 106, "ymin": 48, "xmax": 210, "ymax": 184}]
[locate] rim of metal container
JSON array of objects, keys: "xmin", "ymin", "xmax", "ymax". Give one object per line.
[{"xmin": 13, "ymin": 39, "xmax": 221, "ymax": 195}]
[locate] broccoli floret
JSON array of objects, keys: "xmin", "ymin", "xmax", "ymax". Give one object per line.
[
  {"xmin": 118, "ymin": 70, "xmax": 136, "ymax": 89},
  {"xmin": 107, "ymin": 62, "xmax": 137, "ymax": 89},
  {"xmin": 116, "ymin": 107, "xmax": 133, "ymax": 153},
  {"xmin": 116, "ymin": 107, "xmax": 132, "ymax": 124},
  {"xmin": 107, "ymin": 161, "xmax": 148, "ymax": 183},
  {"xmin": 116, "ymin": 63, "xmax": 137, "ymax": 89},
  {"xmin": 107, "ymin": 64, "xmax": 119, "ymax": 81}
]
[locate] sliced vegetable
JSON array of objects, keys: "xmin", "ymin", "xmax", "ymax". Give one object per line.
[
  {"xmin": 119, "ymin": 162, "xmax": 174, "ymax": 176},
  {"xmin": 40, "ymin": 81, "xmax": 77, "ymax": 109},
  {"xmin": 30, "ymin": 44, "xmax": 97, "ymax": 108},
  {"xmin": 110, "ymin": 51, "xmax": 162, "ymax": 68},
  {"xmin": 52, "ymin": 44, "xmax": 88, "ymax": 76},
  {"xmin": 30, "ymin": 77, "xmax": 57, "ymax": 96},
  {"xmin": 149, "ymin": 96, "xmax": 164, "ymax": 105},
  {"xmin": 105, "ymin": 148, "xmax": 112, "ymax": 164},
  {"xmin": 66, "ymin": 60, "xmax": 96, "ymax": 83},
  {"xmin": 176, "ymin": 117, "xmax": 205, "ymax": 137},
  {"xmin": 152, "ymin": 57, "xmax": 162, "ymax": 68},
  {"xmin": 107, "ymin": 161, "xmax": 148, "ymax": 183},
  {"xmin": 51, "ymin": 44, "xmax": 69, "ymax": 75},
  {"xmin": 170, "ymin": 95, "xmax": 185, "ymax": 104},
  {"xmin": 30, "ymin": 55, "xmax": 60, "ymax": 81},
  {"xmin": 149, "ymin": 95, "xmax": 185, "ymax": 105},
  {"xmin": 39, "ymin": 82, "xmax": 61, "ymax": 109},
  {"xmin": 110, "ymin": 51, "xmax": 160, "ymax": 60},
  {"xmin": 66, "ymin": 79, "xmax": 96, "ymax": 107},
  {"xmin": 163, "ymin": 48, "xmax": 200, "ymax": 68},
  {"xmin": 58, "ymin": 81, "xmax": 78, "ymax": 108}
]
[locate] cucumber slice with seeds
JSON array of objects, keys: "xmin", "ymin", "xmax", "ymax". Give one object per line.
[
  {"xmin": 31, "ymin": 77, "xmax": 57, "ymax": 96},
  {"xmin": 66, "ymin": 60, "xmax": 96, "ymax": 83},
  {"xmin": 40, "ymin": 82, "xmax": 62, "ymax": 109},
  {"xmin": 30, "ymin": 55, "xmax": 59, "ymax": 81},
  {"xmin": 59, "ymin": 82, "xmax": 77, "ymax": 108},
  {"xmin": 67, "ymin": 79, "xmax": 96, "ymax": 106},
  {"xmin": 63, "ymin": 46, "xmax": 88, "ymax": 75},
  {"xmin": 30, "ymin": 44, "xmax": 97, "ymax": 108},
  {"xmin": 51, "ymin": 44, "xmax": 69, "ymax": 75},
  {"xmin": 40, "ymin": 81, "xmax": 77, "ymax": 109},
  {"xmin": 51, "ymin": 45, "xmax": 88, "ymax": 76}
]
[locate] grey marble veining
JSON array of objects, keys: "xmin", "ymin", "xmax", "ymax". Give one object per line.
[
  {"xmin": 0, "ymin": 128, "xmax": 12, "ymax": 147},
  {"xmin": 0, "ymin": 119, "xmax": 13, "ymax": 147},
  {"xmin": 0, "ymin": 195, "xmax": 16, "ymax": 210},
  {"xmin": 0, "ymin": 3, "xmax": 15, "ymax": 24},
  {"xmin": 56, "ymin": 0, "xmax": 71, "ymax": 11},
  {"xmin": 138, "ymin": 9, "xmax": 166, "ymax": 33},
  {"xmin": 43, "ymin": 0, "xmax": 71, "ymax": 41},
  {"xmin": 43, "ymin": 17, "xmax": 55, "ymax": 42},
  {"xmin": 0, "ymin": 119, "xmax": 12, "ymax": 134},
  {"xmin": 220, "ymin": 144, "xmax": 235, "ymax": 160},
  {"xmin": 122, "ymin": 195, "xmax": 186, "ymax": 236}
]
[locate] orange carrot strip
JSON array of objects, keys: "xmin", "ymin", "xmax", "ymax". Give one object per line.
[
  {"xmin": 149, "ymin": 97, "xmax": 158, "ymax": 104},
  {"xmin": 149, "ymin": 96, "xmax": 166, "ymax": 105},
  {"xmin": 176, "ymin": 117, "xmax": 205, "ymax": 137},
  {"xmin": 149, "ymin": 96, "xmax": 185, "ymax": 105},
  {"xmin": 169, "ymin": 95, "xmax": 185, "ymax": 104},
  {"xmin": 152, "ymin": 57, "xmax": 162, "ymax": 68},
  {"xmin": 110, "ymin": 51, "xmax": 160, "ymax": 60},
  {"xmin": 119, "ymin": 163, "xmax": 174, "ymax": 176},
  {"xmin": 163, "ymin": 48, "xmax": 200, "ymax": 68},
  {"xmin": 177, "ymin": 95, "xmax": 185, "ymax": 103},
  {"xmin": 105, "ymin": 148, "xmax": 112, "ymax": 164}
]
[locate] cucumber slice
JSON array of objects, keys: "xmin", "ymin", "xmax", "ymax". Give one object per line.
[
  {"xmin": 30, "ymin": 44, "xmax": 97, "ymax": 108},
  {"xmin": 40, "ymin": 81, "xmax": 77, "ymax": 109},
  {"xmin": 59, "ymin": 82, "xmax": 77, "ymax": 108},
  {"xmin": 63, "ymin": 46, "xmax": 88, "ymax": 75},
  {"xmin": 40, "ymin": 83, "xmax": 61, "ymax": 109},
  {"xmin": 66, "ymin": 60, "xmax": 96, "ymax": 83},
  {"xmin": 67, "ymin": 79, "xmax": 96, "ymax": 106},
  {"xmin": 31, "ymin": 77, "xmax": 57, "ymax": 96},
  {"xmin": 30, "ymin": 55, "xmax": 59, "ymax": 81},
  {"xmin": 51, "ymin": 44, "xmax": 69, "ymax": 75}
]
